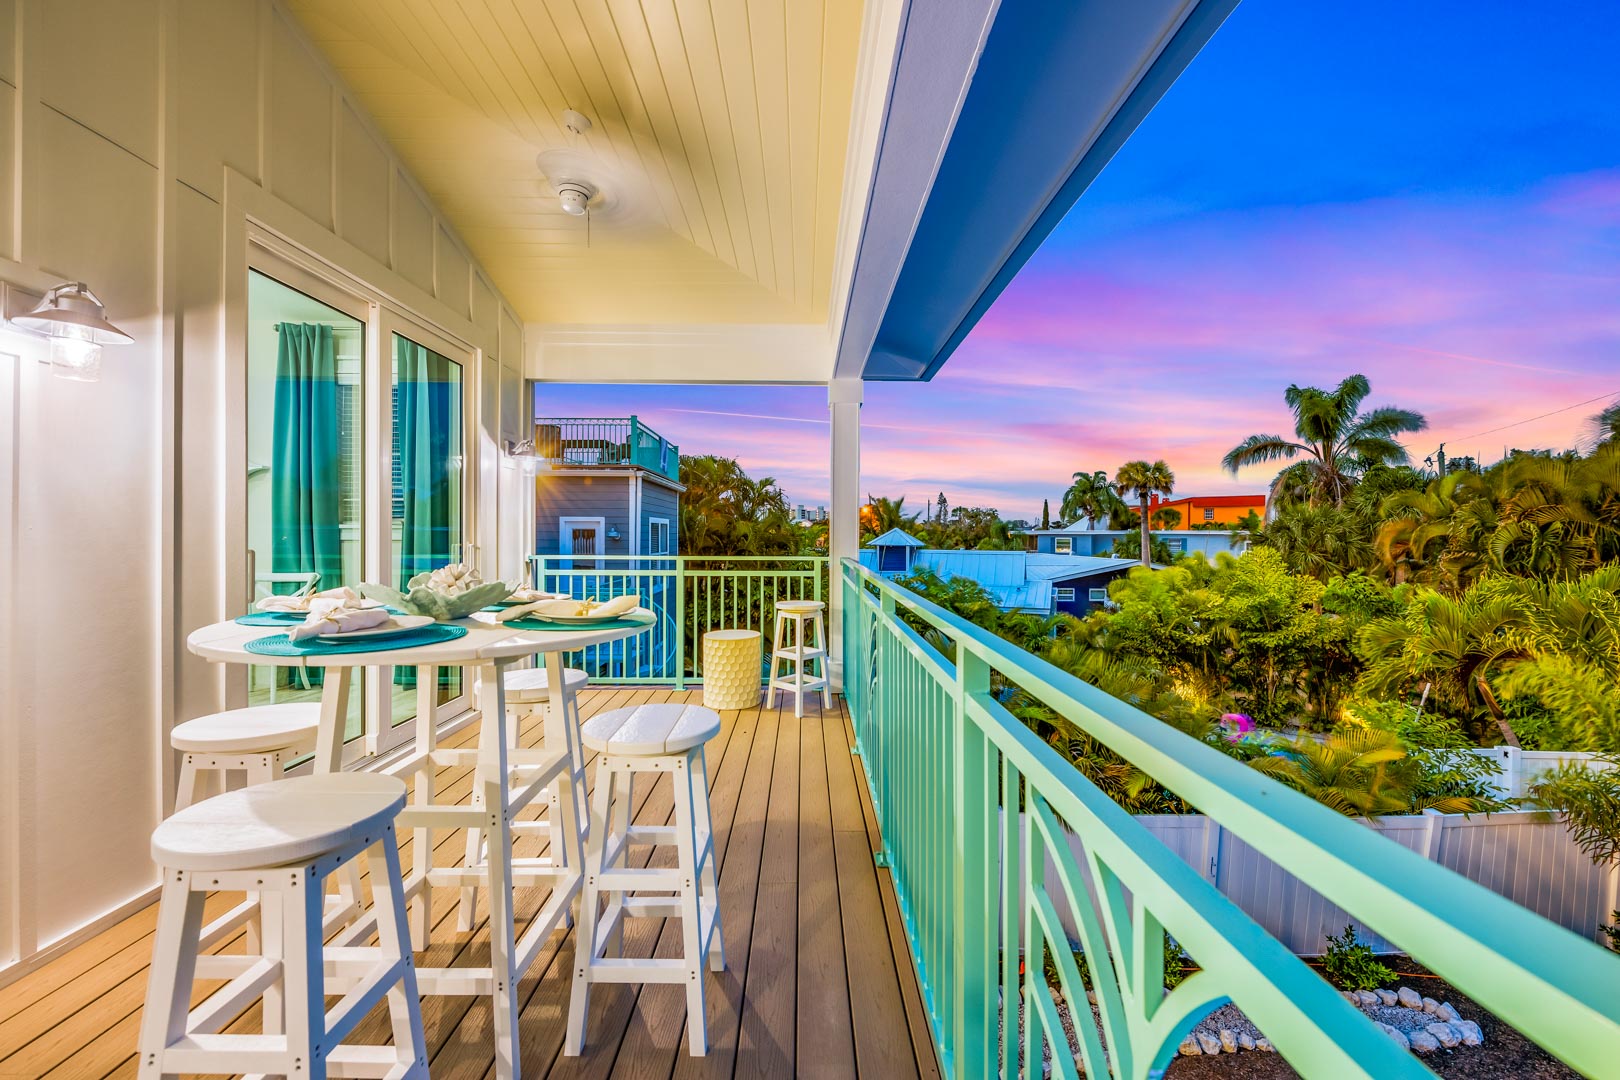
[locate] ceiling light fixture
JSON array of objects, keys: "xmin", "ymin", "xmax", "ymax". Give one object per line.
[
  {"xmin": 556, "ymin": 179, "xmax": 596, "ymax": 217},
  {"xmin": 8, "ymin": 282, "xmax": 134, "ymax": 382}
]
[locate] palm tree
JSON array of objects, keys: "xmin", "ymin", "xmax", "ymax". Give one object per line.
[
  {"xmin": 1358, "ymin": 587, "xmax": 1525, "ymax": 747},
  {"xmin": 1114, "ymin": 460, "xmax": 1175, "ymax": 568},
  {"xmin": 1247, "ymin": 728, "xmax": 1487, "ymax": 818},
  {"xmin": 1221, "ymin": 374, "xmax": 1427, "ymax": 507},
  {"xmin": 1061, "ymin": 469, "xmax": 1127, "ymax": 528},
  {"xmin": 1255, "ymin": 503, "xmax": 1375, "ymax": 581},
  {"xmin": 860, "ymin": 495, "xmax": 916, "ymax": 538},
  {"xmin": 1585, "ymin": 398, "xmax": 1620, "ymax": 450}
]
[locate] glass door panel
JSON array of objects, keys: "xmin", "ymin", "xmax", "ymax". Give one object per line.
[
  {"xmin": 245, "ymin": 269, "xmax": 366, "ymax": 744},
  {"xmin": 386, "ymin": 325, "xmax": 469, "ymax": 740}
]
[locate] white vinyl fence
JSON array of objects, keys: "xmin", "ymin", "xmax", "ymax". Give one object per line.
[
  {"xmin": 1041, "ymin": 810, "xmax": 1619, "ymax": 956},
  {"xmin": 1469, "ymin": 747, "xmax": 1613, "ymax": 798}
]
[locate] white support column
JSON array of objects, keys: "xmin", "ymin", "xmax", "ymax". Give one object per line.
[{"xmin": 827, "ymin": 378, "xmax": 863, "ymax": 692}]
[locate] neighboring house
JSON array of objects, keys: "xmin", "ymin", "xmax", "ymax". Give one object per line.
[
  {"xmin": 1146, "ymin": 492, "xmax": 1265, "ymax": 528},
  {"xmin": 1025, "ymin": 525, "xmax": 1247, "ymax": 560},
  {"xmin": 861, "ymin": 530, "xmax": 1138, "ymax": 616},
  {"xmin": 532, "ymin": 416, "xmax": 683, "ymax": 565}
]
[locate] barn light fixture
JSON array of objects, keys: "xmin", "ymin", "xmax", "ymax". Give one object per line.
[{"xmin": 8, "ymin": 282, "xmax": 134, "ymax": 382}]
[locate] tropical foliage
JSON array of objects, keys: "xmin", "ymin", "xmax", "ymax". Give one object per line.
[
  {"xmin": 1061, "ymin": 469, "xmax": 1128, "ymax": 528},
  {"xmin": 678, "ymin": 454, "xmax": 803, "ymax": 556},
  {"xmin": 1114, "ymin": 459, "xmax": 1175, "ymax": 568}
]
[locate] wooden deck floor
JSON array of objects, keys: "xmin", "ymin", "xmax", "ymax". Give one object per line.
[{"xmin": 0, "ymin": 689, "xmax": 940, "ymax": 1079}]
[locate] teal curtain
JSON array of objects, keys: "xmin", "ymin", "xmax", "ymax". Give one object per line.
[
  {"xmin": 395, "ymin": 336, "xmax": 460, "ymax": 578},
  {"xmin": 394, "ymin": 335, "xmax": 461, "ymax": 691},
  {"xmin": 271, "ymin": 322, "xmax": 342, "ymax": 591}
]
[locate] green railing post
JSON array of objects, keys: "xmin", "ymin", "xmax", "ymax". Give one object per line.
[
  {"xmin": 674, "ymin": 555, "xmax": 687, "ymax": 690},
  {"xmin": 951, "ymin": 647, "xmax": 994, "ymax": 1079}
]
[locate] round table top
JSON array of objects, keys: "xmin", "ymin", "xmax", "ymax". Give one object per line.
[{"xmin": 185, "ymin": 610, "xmax": 655, "ymax": 668}]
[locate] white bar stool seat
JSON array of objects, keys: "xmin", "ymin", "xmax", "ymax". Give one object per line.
[
  {"xmin": 503, "ymin": 665, "xmax": 589, "ymax": 703},
  {"xmin": 139, "ymin": 774, "xmax": 426, "ymax": 1080},
  {"xmin": 769, "ymin": 599, "xmax": 831, "ymax": 718},
  {"xmin": 567, "ymin": 704, "xmax": 724, "ymax": 1057},
  {"xmin": 170, "ymin": 703, "xmax": 321, "ymax": 811}
]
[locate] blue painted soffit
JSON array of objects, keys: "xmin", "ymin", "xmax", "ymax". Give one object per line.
[{"xmin": 837, "ymin": 0, "xmax": 1239, "ymax": 382}]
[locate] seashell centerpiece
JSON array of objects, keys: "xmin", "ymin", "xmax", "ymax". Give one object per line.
[{"xmin": 359, "ymin": 563, "xmax": 515, "ymax": 620}]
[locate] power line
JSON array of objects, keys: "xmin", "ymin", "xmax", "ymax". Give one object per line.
[{"xmin": 1452, "ymin": 389, "xmax": 1620, "ymax": 443}]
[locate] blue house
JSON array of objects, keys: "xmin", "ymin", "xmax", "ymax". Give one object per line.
[
  {"xmin": 862, "ymin": 531, "xmax": 1139, "ymax": 617},
  {"xmin": 1025, "ymin": 525, "xmax": 1246, "ymax": 560}
]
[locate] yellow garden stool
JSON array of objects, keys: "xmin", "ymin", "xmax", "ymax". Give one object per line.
[{"xmin": 702, "ymin": 629, "xmax": 762, "ymax": 710}]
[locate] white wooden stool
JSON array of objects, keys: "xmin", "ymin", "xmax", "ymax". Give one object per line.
[
  {"xmin": 138, "ymin": 774, "xmax": 426, "ymax": 1080},
  {"xmin": 170, "ymin": 703, "xmax": 321, "ymax": 810},
  {"xmin": 456, "ymin": 665, "xmax": 592, "ymax": 932},
  {"xmin": 566, "ymin": 703, "xmax": 724, "ymax": 1057},
  {"xmin": 769, "ymin": 599, "xmax": 831, "ymax": 718}
]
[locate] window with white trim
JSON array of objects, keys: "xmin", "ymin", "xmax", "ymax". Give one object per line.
[
  {"xmin": 648, "ymin": 517, "xmax": 671, "ymax": 556},
  {"xmin": 1053, "ymin": 587, "xmax": 1076, "ymax": 602},
  {"xmin": 1203, "ymin": 507, "xmax": 1215, "ymax": 521},
  {"xmin": 1054, "ymin": 537, "xmax": 1072, "ymax": 554},
  {"xmin": 1089, "ymin": 587, "xmax": 1108, "ymax": 603}
]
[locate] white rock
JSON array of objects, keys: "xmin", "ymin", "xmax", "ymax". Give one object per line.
[
  {"xmin": 1086, "ymin": 990, "xmax": 1097, "ymax": 1005},
  {"xmin": 1178, "ymin": 1036, "xmax": 1201, "ymax": 1056},
  {"xmin": 1436, "ymin": 1002, "xmax": 1460, "ymax": 1023},
  {"xmin": 1408, "ymin": 1029, "xmax": 1441, "ymax": 1053},
  {"xmin": 1219, "ymin": 1029, "xmax": 1238, "ymax": 1053},
  {"xmin": 1355, "ymin": 989, "xmax": 1379, "ymax": 1006},
  {"xmin": 1256, "ymin": 1038, "xmax": 1274, "ymax": 1052},
  {"xmin": 1342, "ymin": 990, "xmax": 1361, "ymax": 1004},
  {"xmin": 1375, "ymin": 988, "xmax": 1399, "ymax": 1006},
  {"xmin": 1196, "ymin": 1032, "xmax": 1222, "ymax": 1056},
  {"xmin": 1378, "ymin": 1022, "xmax": 1410, "ymax": 1051},
  {"xmin": 1421, "ymin": 996, "xmax": 1441, "ymax": 1014},
  {"xmin": 1455, "ymin": 1019, "xmax": 1484, "ymax": 1046},
  {"xmin": 1397, "ymin": 986, "xmax": 1423, "ymax": 1009},
  {"xmin": 1427, "ymin": 1022, "xmax": 1461, "ymax": 1048},
  {"xmin": 1238, "ymin": 1032, "xmax": 1256, "ymax": 1051}
]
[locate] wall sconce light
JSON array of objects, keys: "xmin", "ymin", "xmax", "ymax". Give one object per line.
[
  {"xmin": 503, "ymin": 438, "xmax": 542, "ymax": 475},
  {"xmin": 7, "ymin": 282, "xmax": 134, "ymax": 382},
  {"xmin": 606, "ymin": 525, "xmax": 622, "ymax": 542}
]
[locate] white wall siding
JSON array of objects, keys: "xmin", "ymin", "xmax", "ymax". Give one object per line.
[{"xmin": 0, "ymin": 0, "xmax": 524, "ymax": 981}]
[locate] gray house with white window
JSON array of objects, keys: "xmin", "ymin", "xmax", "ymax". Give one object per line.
[{"xmin": 531, "ymin": 417, "xmax": 682, "ymax": 564}]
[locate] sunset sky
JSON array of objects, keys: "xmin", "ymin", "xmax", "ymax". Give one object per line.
[{"xmin": 535, "ymin": 1, "xmax": 1620, "ymax": 523}]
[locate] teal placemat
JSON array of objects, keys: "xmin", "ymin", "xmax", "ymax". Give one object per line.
[
  {"xmin": 236, "ymin": 611, "xmax": 305, "ymax": 626},
  {"xmin": 503, "ymin": 616, "xmax": 654, "ymax": 632},
  {"xmin": 243, "ymin": 623, "xmax": 469, "ymax": 657}
]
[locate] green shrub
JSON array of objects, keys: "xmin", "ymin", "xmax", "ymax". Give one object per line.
[{"xmin": 1320, "ymin": 924, "xmax": 1394, "ymax": 990}]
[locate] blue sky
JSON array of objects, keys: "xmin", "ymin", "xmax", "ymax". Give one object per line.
[{"xmin": 538, "ymin": 1, "xmax": 1620, "ymax": 521}]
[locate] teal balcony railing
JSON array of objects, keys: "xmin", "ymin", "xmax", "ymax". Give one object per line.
[
  {"xmin": 530, "ymin": 554, "xmax": 825, "ymax": 685},
  {"xmin": 840, "ymin": 559, "xmax": 1619, "ymax": 1079},
  {"xmin": 532, "ymin": 415, "xmax": 680, "ymax": 481}
]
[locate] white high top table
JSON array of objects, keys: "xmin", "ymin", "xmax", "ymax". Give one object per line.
[{"xmin": 185, "ymin": 611, "xmax": 653, "ymax": 1080}]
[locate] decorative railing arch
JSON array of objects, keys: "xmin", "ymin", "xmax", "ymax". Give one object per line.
[{"xmin": 840, "ymin": 559, "xmax": 1619, "ymax": 1079}]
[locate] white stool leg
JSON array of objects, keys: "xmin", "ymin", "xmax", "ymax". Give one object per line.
[
  {"xmin": 174, "ymin": 754, "xmax": 203, "ymax": 812},
  {"xmin": 673, "ymin": 753, "xmax": 708, "ymax": 1055},
  {"xmin": 694, "ymin": 747, "xmax": 724, "ymax": 973},
  {"xmin": 566, "ymin": 759, "xmax": 617, "ymax": 1055},
  {"xmin": 137, "ymin": 872, "xmax": 204, "ymax": 1080},
  {"xmin": 814, "ymin": 612, "xmax": 832, "ymax": 708},
  {"xmin": 281, "ymin": 867, "xmax": 326, "ymax": 1080},
  {"xmin": 769, "ymin": 611, "xmax": 785, "ymax": 707},
  {"xmin": 371, "ymin": 827, "xmax": 429, "ymax": 1077},
  {"xmin": 602, "ymin": 771, "xmax": 633, "ymax": 957},
  {"xmin": 792, "ymin": 614, "xmax": 807, "ymax": 719}
]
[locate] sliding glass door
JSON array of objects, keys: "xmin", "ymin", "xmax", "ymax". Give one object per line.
[
  {"xmin": 385, "ymin": 316, "xmax": 472, "ymax": 735},
  {"xmin": 243, "ymin": 255, "xmax": 477, "ymax": 762}
]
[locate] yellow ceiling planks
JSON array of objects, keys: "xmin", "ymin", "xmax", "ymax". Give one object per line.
[{"xmin": 284, "ymin": 0, "xmax": 865, "ymax": 326}]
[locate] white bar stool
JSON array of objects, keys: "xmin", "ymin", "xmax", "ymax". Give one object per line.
[
  {"xmin": 456, "ymin": 665, "xmax": 591, "ymax": 932},
  {"xmin": 169, "ymin": 703, "xmax": 324, "ymax": 953},
  {"xmin": 769, "ymin": 599, "xmax": 831, "ymax": 718},
  {"xmin": 138, "ymin": 774, "xmax": 426, "ymax": 1080},
  {"xmin": 170, "ymin": 703, "xmax": 321, "ymax": 810},
  {"xmin": 566, "ymin": 703, "xmax": 724, "ymax": 1057}
]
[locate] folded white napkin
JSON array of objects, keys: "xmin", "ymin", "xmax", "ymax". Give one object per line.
[
  {"xmin": 495, "ymin": 594, "xmax": 641, "ymax": 623},
  {"xmin": 288, "ymin": 598, "xmax": 391, "ymax": 641},
  {"xmin": 257, "ymin": 585, "xmax": 362, "ymax": 613},
  {"xmin": 505, "ymin": 585, "xmax": 560, "ymax": 604}
]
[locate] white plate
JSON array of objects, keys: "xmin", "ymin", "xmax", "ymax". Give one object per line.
[
  {"xmin": 521, "ymin": 611, "xmax": 638, "ymax": 626},
  {"xmin": 316, "ymin": 614, "xmax": 435, "ymax": 641},
  {"xmin": 263, "ymin": 597, "xmax": 387, "ymax": 615}
]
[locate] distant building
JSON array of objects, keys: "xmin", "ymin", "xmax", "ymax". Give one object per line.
[
  {"xmin": 1146, "ymin": 493, "xmax": 1265, "ymax": 528},
  {"xmin": 1023, "ymin": 525, "xmax": 1248, "ymax": 560},
  {"xmin": 862, "ymin": 530, "xmax": 1137, "ymax": 617},
  {"xmin": 531, "ymin": 416, "xmax": 683, "ymax": 564}
]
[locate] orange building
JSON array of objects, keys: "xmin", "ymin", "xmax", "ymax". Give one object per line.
[{"xmin": 1146, "ymin": 493, "xmax": 1265, "ymax": 528}]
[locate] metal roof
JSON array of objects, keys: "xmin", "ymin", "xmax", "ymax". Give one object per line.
[
  {"xmin": 1024, "ymin": 555, "xmax": 1137, "ymax": 581},
  {"xmin": 866, "ymin": 527, "xmax": 927, "ymax": 548}
]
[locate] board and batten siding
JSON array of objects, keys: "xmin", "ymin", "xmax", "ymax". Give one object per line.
[
  {"xmin": 641, "ymin": 480, "xmax": 680, "ymax": 555},
  {"xmin": 1035, "ymin": 811, "xmax": 1619, "ymax": 957},
  {"xmin": 0, "ymin": 0, "xmax": 526, "ymax": 983},
  {"xmin": 535, "ymin": 476, "xmax": 634, "ymax": 556}
]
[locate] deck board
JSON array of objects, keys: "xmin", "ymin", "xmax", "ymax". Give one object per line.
[{"xmin": 0, "ymin": 689, "xmax": 934, "ymax": 1080}]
